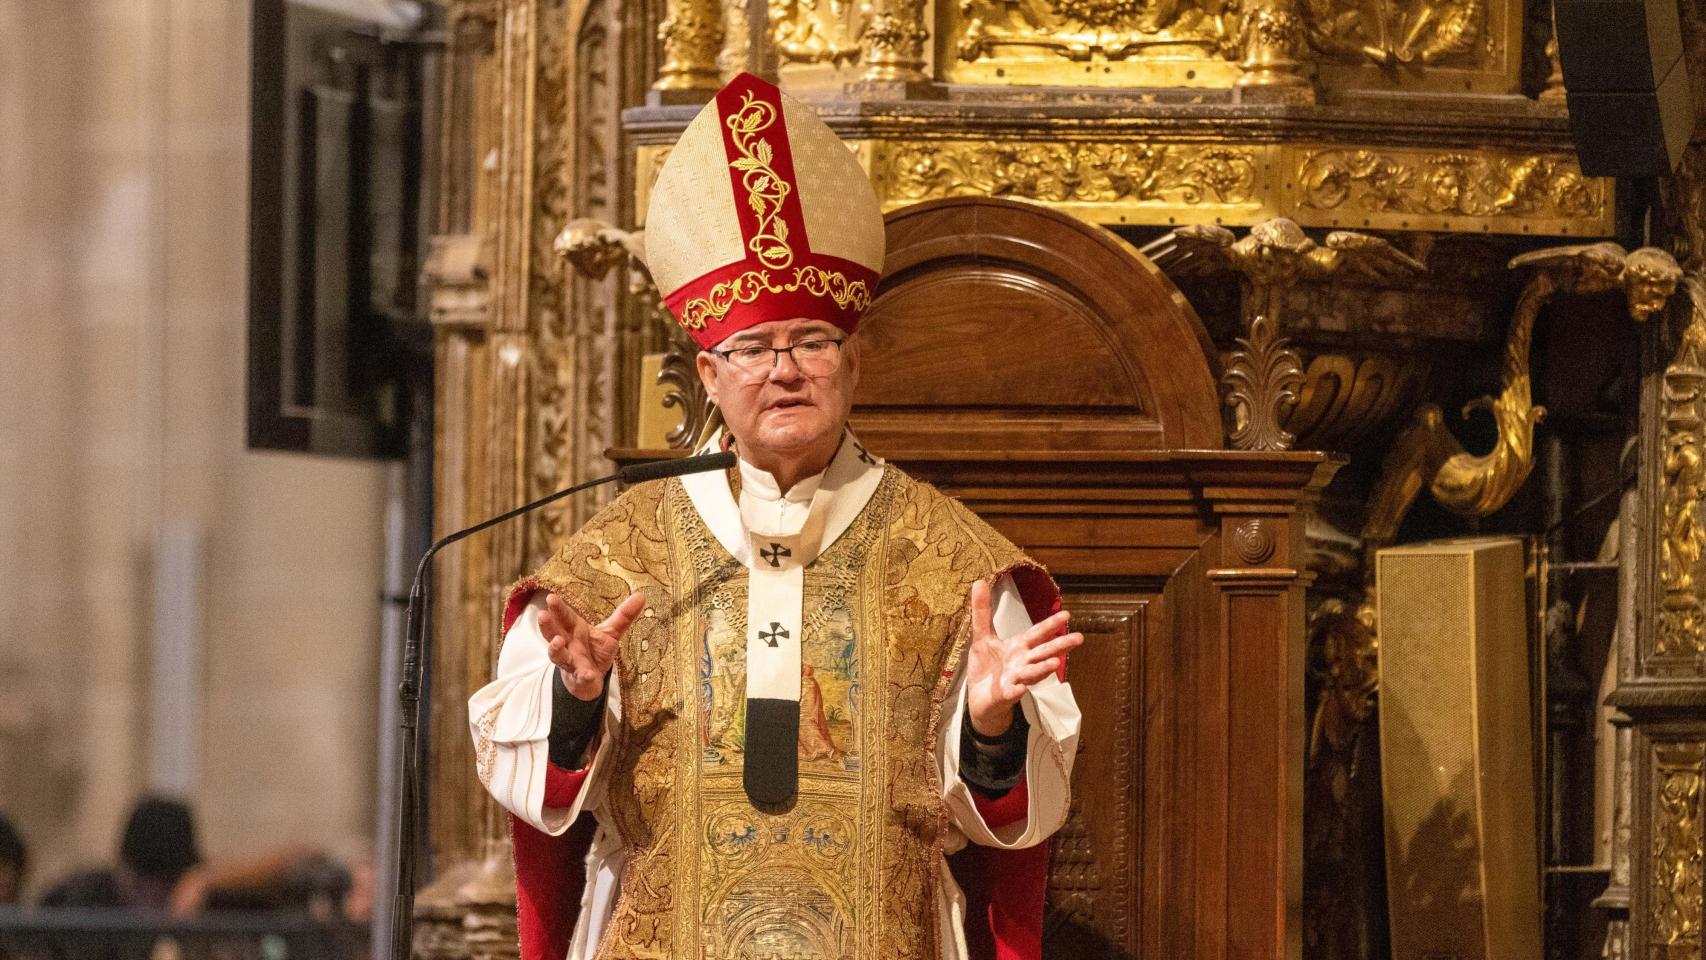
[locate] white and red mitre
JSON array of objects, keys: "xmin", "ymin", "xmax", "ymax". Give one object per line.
[{"xmin": 644, "ymin": 73, "xmax": 885, "ymax": 350}]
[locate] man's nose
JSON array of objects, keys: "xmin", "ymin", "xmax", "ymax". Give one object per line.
[{"xmin": 767, "ymin": 349, "xmax": 805, "ymax": 381}]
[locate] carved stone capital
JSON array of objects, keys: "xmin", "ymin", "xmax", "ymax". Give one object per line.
[{"xmin": 424, "ymin": 233, "xmax": 494, "ymax": 330}]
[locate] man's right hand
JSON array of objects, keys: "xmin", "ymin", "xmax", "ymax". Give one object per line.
[{"xmin": 541, "ymin": 591, "xmax": 645, "ymax": 700}]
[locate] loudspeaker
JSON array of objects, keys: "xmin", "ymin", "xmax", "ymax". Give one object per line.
[
  {"xmin": 1376, "ymin": 538, "xmax": 1541, "ymax": 960},
  {"xmin": 1554, "ymin": 0, "xmax": 1696, "ymax": 176}
]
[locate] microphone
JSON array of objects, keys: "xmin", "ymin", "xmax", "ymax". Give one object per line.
[{"xmin": 388, "ymin": 449, "xmax": 735, "ymax": 960}]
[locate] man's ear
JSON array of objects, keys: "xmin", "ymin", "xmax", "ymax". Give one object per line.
[
  {"xmin": 696, "ymin": 350, "xmax": 720, "ymax": 405},
  {"xmin": 842, "ymin": 334, "xmax": 861, "ymax": 391}
]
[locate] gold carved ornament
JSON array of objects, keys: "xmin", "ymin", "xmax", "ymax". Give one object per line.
[
  {"xmin": 657, "ymin": 0, "xmax": 725, "ymax": 90},
  {"xmin": 1658, "ymin": 274, "xmax": 1706, "ymax": 658},
  {"xmin": 553, "ymin": 219, "xmax": 713, "ymax": 449},
  {"xmin": 877, "ymin": 140, "xmax": 1261, "ymax": 209},
  {"xmin": 1294, "ymin": 149, "xmax": 1610, "ymax": 234},
  {"xmin": 769, "ymin": 0, "xmax": 862, "ymax": 65},
  {"xmin": 1145, "ymin": 218, "xmax": 1426, "ymax": 451},
  {"xmin": 1650, "ymin": 740, "xmax": 1705, "ymax": 949},
  {"xmin": 948, "ymin": 0, "xmax": 1243, "ymax": 84},
  {"xmin": 1298, "ymin": 0, "xmax": 1485, "ymax": 67},
  {"xmin": 1362, "ymin": 243, "xmax": 1681, "ymax": 547}
]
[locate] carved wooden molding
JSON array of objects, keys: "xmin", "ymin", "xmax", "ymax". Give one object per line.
[{"xmin": 1224, "ymin": 314, "xmax": 1305, "ymax": 452}]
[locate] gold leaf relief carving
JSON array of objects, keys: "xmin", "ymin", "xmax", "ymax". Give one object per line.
[
  {"xmin": 1658, "ymin": 276, "xmax": 1706, "ymax": 660},
  {"xmin": 877, "ymin": 140, "xmax": 1259, "ymax": 207},
  {"xmin": 770, "ymin": 0, "xmax": 862, "ymax": 65},
  {"xmin": 1298, "ymin": 149, "xmax": 1606, "ymax": 223},
  {"xmin": 954, "ymin": 0, "xmax": 1240, "ymax": 65},
  {"xmin": 1650, "ymin": 740, "xmax": 1705, "ymax": 951},
  {"xmin": 1300, "ymin": 0, "xmax": 1486, "ymax": 67}
]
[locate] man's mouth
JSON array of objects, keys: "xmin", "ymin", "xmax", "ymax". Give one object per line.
[{"xmin": 766, "ymin": 398, "xmax": 812, "ymax": 411}]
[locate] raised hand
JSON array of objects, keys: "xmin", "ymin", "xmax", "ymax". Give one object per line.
[
  {"xmin": 540, "ymin": 590, "xmax": 645, "ymax": 700},
  {"xmin": 962, "ymin": 578, "xmax": 1083, "ymax": 738}
]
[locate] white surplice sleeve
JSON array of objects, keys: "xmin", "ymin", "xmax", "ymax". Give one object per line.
[
  {"xmin": 938, "ymin": 574, "xmax": 1081, "ymax": 851},
  {"xmin": 467, "ymin": 590, "xmax": 619, "ymax": 835}
]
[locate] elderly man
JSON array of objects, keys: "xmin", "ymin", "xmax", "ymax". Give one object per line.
[{"xmin": 469, "ymin": 73, "xmax": 1081, "ymax": 960}]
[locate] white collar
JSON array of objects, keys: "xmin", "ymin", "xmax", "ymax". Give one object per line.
[
  {"xmin": 737, "ymin": 457, "xmax": 821, "ymax": 505},
  {"xmin": 678, "ymin": 427, "xmax": 885, "ymax": 568}
]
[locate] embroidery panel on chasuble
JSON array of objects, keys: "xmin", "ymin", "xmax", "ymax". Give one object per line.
[{"xmin": 528, "ymin": 467, "xmax": 1045, "ymax": 960}]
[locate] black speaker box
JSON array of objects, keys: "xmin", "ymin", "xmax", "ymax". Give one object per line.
[{"xmin": 1555, "ymin": 0, "xmax": 1697, "ymax": 176}]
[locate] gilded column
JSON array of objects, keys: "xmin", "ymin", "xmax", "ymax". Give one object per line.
[
  {"xmin": 655, "ymin": 0, "xmax": 724, "ymax": 92},
  {"xmin": 1233, "ymin": 0, "xmax": 1314, "ymax": 103},
  {"xmin": 860, "ymin": 0, "xmax": 929, "ymax": 83}
]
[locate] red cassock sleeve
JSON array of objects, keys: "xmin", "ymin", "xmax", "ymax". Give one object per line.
[
  {"xmin": 949, "ymin": 565, "xmax": 1064, "ymax": 960},
  {"xmin": 501, "ymin": 580, "xmax": 596, "ymax": 960},
  {"xmin": 508, "ymin": 568, "xmax": 1067, "ymax": 960}
]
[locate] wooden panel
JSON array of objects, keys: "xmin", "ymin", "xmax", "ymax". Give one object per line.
[
  {"xmin": 852, "ymin": 197, "xmax": 1224, "ymax": 455},
  {"xmin": 1045, "ymin": 583, "xmax": 1158, "ymax": 958}
]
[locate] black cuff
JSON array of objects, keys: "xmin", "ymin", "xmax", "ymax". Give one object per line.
[
  {"xmin": 548, "ymin": 669, "xmax": 609, "ymax": 770},
  {"xmin": 958, "ymin": 701, "xmax": 1028, "ymax": 799}
]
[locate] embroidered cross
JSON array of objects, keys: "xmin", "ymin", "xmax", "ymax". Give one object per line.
[
  {"xmin": 760, "ymin": 542, "xmax": 791, "ymax": 567},
  {"xmin": 759, "ymin": 622, "xmax": 789, "ymax": 647},
  {"xmin": 852, "ymin": 440, "xmax": 877, "ymax": 465}
]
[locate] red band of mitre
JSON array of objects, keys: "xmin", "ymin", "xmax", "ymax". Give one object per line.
[{"xmin": 664, "ymin": 251, "xmax": 880, "ymax": 349}]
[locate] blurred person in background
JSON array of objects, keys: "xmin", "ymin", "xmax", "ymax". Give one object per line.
[
  {"xmin": 0, "ymin": 813, "xmax": 26, "ymax": 906},
  {"xmin": 39, "ymin": 797, "xmax": 354, "ymax": 918}
]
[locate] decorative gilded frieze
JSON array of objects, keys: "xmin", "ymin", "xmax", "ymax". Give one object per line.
[
  {"xmin": 638, "ymin": 139, "xmax": 1613, "ymax": 236},
  {"xmin": 871, "ymin": 139, "xmax": 1266, "ymax": 221},
  {"xmin": 1648, "ymin": 739, "xmax": 1705, "ymax": 954},
  {"xmin": 1292, "ymin": 147, "xmax": 1613, "ymax": 236}
]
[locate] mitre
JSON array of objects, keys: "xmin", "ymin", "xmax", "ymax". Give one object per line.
[{"xmin": 643, "ymin": 73, "xmax": 885, "ymax": 349}]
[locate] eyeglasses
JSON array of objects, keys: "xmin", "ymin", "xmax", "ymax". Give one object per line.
[{"xmin": 712, "ymin": 337, "xmax": 846, "ymax": 378}]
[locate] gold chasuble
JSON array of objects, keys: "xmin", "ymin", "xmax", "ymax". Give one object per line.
[{"xmin": 519, "ymin": 464, "xmax": 1047, "ymax": 960}]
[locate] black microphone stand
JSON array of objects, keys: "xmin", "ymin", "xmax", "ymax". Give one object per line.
[{"xmin": 388, "ymin": 451, "xmax": 733, "ymax": 960}]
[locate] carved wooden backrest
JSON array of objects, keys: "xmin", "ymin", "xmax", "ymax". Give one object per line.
[
  {"xmin": 854, "ymin": 197, "xmax": 1333, "ymax": 960},
  {"xmin": 855, "ymin": 197, "xmax": 1223, "ymax": 454}
]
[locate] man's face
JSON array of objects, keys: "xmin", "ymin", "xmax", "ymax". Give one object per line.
[{"xmin": 696, "ymin": 318, "xmax": 860, "ymax": 458}]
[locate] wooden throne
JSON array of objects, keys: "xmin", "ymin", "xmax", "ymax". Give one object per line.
[{"xmin": 854, "ymin": 197, "xmax": 1340, "ymax": 960}]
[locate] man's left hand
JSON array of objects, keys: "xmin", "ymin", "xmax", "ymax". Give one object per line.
[{"xmin": 963, "ymin": 578, "xmax": 1083, "ymax": 739}]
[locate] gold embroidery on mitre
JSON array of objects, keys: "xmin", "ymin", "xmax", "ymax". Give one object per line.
[
  {"xmin": 725, "ymin": 91, "xmax": 795, "ymax": 270},
  {"xmin": 678, "ymin": 265, "xmax": 872, "ymax": 330}
]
